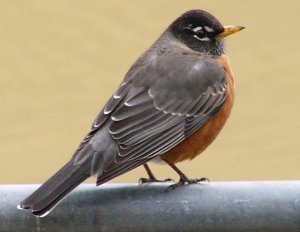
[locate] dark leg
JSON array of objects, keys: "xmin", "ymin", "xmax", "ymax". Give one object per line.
[
  {"xmin": 139, "ymin": 163, "xmax": 174, "ymax": 184},
  {"xmin": 142, "ymin": 163, "xmax": 156, "ymax": 181},
  {"xmin": 163, "ymin": 159, "xmax": 209, "ymax": 189}
]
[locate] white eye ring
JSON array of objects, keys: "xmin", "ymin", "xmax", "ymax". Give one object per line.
[
  {"xmin": 192, "ymin": 26, "xmax": 203, "ymax": 32},
  {"xmin": 193, "ymin": 35, "xmax": 210, "ymax": 41},
  {"xmin": 204, "ymin": 26, "xmax": 214, "ymax": 32}
]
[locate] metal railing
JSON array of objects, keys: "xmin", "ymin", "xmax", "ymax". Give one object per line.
[{"xmin": 1, "ymin": 181, "xmax": 300, "ymax": 232}]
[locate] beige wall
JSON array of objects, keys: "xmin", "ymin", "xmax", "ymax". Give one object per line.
[{"xmin": 1, "ymin": 1, "xmax": 299, "ymax": 184}]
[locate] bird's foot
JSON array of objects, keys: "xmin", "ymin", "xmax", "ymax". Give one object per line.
[
  {"xmin": 166, "ymin": 177, "xmax": 209, "ymax": 191},
  {"xmin": 139, "ymin": 177, "xmax": 174, "ymax": 184},
  {"xmin": 140, "ymin": 163, "xmax": 174, "ymax": 184}
]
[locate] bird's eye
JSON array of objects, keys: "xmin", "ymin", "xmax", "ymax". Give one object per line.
[{"xmin": 195, "ymin": 30, "xmax": 206, "ymax": 38}]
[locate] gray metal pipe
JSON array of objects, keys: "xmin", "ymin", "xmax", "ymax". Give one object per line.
[{"xmin": 1, "ymin": 181, "xmax": 300, "ymax": 232}]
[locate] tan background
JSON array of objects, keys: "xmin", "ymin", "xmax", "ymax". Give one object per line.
[{"xmin": 1, "ymin": 1, "xmax": 299, "ymax": 184}]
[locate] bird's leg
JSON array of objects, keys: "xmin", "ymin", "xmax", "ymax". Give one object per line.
[
  {"xmin": 163, "ymin": 159, "xmax": 209, "ymax": 190},
  {"xmin": 139, "ymin": 163, "xmax": 174, "ymax": 184},
  {"xmin": 140, "ymin": 163, "xmax": 156, "ymax": 182}
]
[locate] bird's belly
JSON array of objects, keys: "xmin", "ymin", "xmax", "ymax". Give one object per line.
[
  {"xmin": 161, "ymin": 98, "xmax": 232, "ymax": 163},
  {"xmin": 161, "ymin": 55, "xmax": 234, "ymax": 164}
]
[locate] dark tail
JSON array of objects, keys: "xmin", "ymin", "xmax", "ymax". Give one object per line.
[{"xmin": 18, "ymin": 158, "xmax": 91, "ymax": 217}]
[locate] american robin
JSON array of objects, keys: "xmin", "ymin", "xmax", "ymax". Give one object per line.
[{"xmin": 18, "ymin": 9, "xmax": 244, "ymax": 216}]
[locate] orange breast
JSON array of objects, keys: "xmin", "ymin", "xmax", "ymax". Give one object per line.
[{"xmin": 161, "ymin": 55, "xmax": 235, "ymax": 164}]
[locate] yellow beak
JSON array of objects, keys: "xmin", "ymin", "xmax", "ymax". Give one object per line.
[{"xmin": 215, "ymin": 25, "xmax": 245, "ymax": 40}]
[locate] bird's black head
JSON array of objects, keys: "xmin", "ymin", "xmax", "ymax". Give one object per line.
[{"xmin": 169, "ymin": 10, "xmax": 244, "ymax": 55}]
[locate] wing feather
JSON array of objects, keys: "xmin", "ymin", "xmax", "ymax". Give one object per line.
[{"xmin": 75, "ymin": 48, "xmax": 229, "ymax": 183}]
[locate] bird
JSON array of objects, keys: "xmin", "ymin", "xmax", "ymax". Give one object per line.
[{"xmin": 18, "ymin": 9, "xmax": 244, "ymax": 217}]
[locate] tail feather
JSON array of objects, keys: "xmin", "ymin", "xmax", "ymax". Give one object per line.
[{"xmin": 18, "ymin": 158, "xmax": 91, "ymax": 217}]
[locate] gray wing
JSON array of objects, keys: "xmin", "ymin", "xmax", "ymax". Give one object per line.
[{"xmin": 74, "ymin": 49, "xmax": 227, "ymax": 184}]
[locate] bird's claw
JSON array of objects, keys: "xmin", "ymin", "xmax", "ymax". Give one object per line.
[
  {"xmin": 166, "ymin": 177, "xmax": 209, "ymax": 191},
  {"xmin": 139, "ymin": 177, "xmax": 174, "ymax": 184}
]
